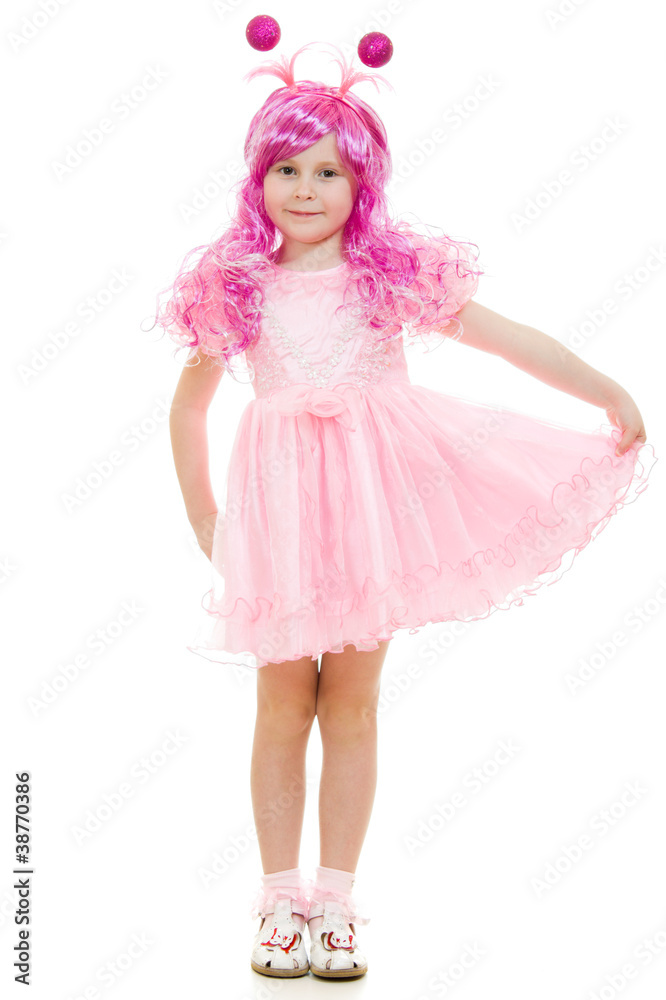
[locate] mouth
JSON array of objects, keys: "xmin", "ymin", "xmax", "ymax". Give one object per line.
[{"xmin": 288, "ymin": 210, "xmax": 320, "ymax": 217}]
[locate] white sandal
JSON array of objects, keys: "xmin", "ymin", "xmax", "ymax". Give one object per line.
[
  {"xmin": 308, "ymin": 899, "xmax": 368, "ymax": 978},
  {"xmin": 250, "ymin": 897, "xmax": 309, "ymax": 977}
]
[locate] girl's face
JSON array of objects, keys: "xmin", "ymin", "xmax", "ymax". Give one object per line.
[{"xmin": 263, "ymin": 132, "xmax": 358, "ymax": 259}]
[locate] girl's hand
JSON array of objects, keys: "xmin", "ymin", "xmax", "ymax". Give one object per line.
[
  {"xmin": 605, "ymin": 393, "xmax": 647, "ymax": 457},
  {"xmin": 191, "ymin": 510, "xmax": 219, "ymax": 562}
]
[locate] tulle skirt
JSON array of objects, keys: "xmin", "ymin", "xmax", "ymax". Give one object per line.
[{"xmin": 186, "ymin": 379, "xmax": 657, "ymax": 670}]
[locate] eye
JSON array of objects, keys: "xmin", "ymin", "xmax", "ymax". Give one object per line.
[{"xmin": 276, "ymin": 167, "xmax": 338, "ymax": 178}]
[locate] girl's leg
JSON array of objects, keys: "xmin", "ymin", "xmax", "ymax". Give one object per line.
[
  {"xmin": 250, "ymin": 654, "xmax": 320, "ymax": 874},
  {"xmin": 315, "ymin": 639, "xmax": 391, "ymax": 872}
]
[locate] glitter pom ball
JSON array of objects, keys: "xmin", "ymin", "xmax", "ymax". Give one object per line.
[
  {"xmin": 357, "ymin": 32, "xmax": 393, "ymax": 68},
  {"xmin": 246, "ymin": 15, "xmax": 281, "ymax": 51}
]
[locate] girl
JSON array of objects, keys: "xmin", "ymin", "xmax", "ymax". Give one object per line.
[{"xmin": 154, "ymin": 41, "xmax": 656, "ymax": 979}]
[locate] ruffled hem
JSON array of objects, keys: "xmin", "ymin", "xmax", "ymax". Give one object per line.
[{"xmin": 186, "ymin": 425, "xmax": 657, "ymax": 670}]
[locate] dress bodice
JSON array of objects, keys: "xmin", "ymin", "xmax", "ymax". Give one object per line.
[{"xmin": 243, "ymin": 263, "xmax": 410, "ymax": 399}]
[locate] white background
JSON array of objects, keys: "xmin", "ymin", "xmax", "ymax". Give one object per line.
[{"xmin": 2, "ymin": 0, "xmax": 665, "ymax": 997}]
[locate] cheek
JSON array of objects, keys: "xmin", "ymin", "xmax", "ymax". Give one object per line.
[
  {"xmin": 262, "ymin": 183, "xmax": 276, "ymax": 213},
  {"xmin": 343, "ymin": 181, "xmax": 358, "ymax": 208}
]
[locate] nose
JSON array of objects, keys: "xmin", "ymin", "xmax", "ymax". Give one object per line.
[{"xmin": 293, "ymin": 175, "xmax": 316, "ymax": 199}]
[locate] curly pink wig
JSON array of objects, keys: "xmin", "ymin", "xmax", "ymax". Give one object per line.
[{"xmin": 151, "ymin": 42, "xmax": 483, "ymax": 375}]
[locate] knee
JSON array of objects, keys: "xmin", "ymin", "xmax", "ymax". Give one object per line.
[
  {"xmin": 316, "ymin": 699, "xmax": 378, "ymax": 740},
  {"xmin": 257, "ymin": 697, "xmax": 316, "ymax": 738}
]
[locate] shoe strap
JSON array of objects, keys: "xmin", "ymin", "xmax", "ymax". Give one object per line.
[
  {"xmin": 261, "ymin": 898, "xmax": 305, "ymax": 930},
  {"xmin": 250, "ymin": 879, "xmax": 313, "ymax": 921},
  {"xmin": 308, "ymin": 890, "xmax": 371, "ymax": 926},
  {"xmin": 261, "ymin": 900, "xmax": 307, "ymax": 921}
]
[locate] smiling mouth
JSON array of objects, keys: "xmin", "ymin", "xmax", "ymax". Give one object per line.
[{"xmin": 289, "ymin": 210, "xmax": 320, "ymax": 216}]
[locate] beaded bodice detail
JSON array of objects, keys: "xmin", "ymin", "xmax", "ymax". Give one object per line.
[{"xmin": 243, "ymin": 265, "xmax": 410, "ymax": 399}]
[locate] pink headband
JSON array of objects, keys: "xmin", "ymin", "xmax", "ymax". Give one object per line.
[{"xmin": 244, "ymin": 18, "xmax": 394, "ymax": 120}]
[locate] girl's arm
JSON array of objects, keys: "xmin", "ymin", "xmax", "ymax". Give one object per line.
[
  {"xmin": 454, "ymin": 301, "xmax": 647, "ymax": 455},
  {"xmin": 169, "ymin": 350, "xmax": 225, "ymax": 552}
]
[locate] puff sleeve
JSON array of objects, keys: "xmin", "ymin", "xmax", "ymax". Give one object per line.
[
  {"xmin": 160, "ymin": 252, "xmax": 244, "ymax": 371},
  {"xmin": 170, "ymin": 315, "xmax": 233, "ymax": 368},
  {"xmin": 401, "ymin": 231, "xmax": 483, "ymax": 350}
]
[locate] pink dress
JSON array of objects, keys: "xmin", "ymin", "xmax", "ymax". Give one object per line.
[{"xmin": 185, "ymin": 260, "xmax": 657, "ymax": 670}]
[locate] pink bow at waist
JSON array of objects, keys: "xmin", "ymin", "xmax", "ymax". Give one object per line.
[{"xmin": 267, "ymin": 382, "xmax": 365, "ymax": 431}]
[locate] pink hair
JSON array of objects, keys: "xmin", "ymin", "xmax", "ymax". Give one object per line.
[{"xmin": 150, "ymin": 42, "xmax": 483, "ymax": 374}]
